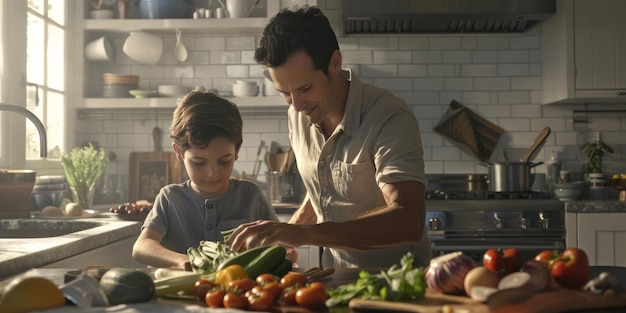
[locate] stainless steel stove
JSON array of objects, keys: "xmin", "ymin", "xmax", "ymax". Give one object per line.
[{"xmin": 425, "ymin": 174, "xmax": 565, "ymax": 263}]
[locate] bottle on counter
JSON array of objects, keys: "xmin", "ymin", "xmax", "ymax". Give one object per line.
[{"xmin": 547, "ymin": 151, "xmax": 561, "ymax": 197}]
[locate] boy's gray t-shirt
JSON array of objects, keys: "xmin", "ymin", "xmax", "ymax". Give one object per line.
[{"xmin": 142, "ymin": 179, "xmax": 278, "ymax": 253}]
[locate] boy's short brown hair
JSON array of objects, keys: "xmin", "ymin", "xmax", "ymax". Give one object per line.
[{"xmin": 169, "ymin": 91, "xmax": 243, "ymax": 153}]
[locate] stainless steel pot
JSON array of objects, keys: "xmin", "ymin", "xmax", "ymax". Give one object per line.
[{"xmin": 482, "ymin": 162, "xmax": 543, "ymax": 192}]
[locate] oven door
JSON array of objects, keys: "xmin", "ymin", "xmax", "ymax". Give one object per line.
[{"xmin": 431, "ymin": 238, "xmax": 565, "ymax": 264}]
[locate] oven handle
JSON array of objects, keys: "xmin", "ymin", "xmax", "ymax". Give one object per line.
[{"xmin": 432, "ymin": 242, "xmax": 565, "ymax": 251}]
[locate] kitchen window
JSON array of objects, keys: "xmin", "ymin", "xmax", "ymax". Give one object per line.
[{"xmin": 0, "ymin": 0, "xmax": 66, "ymax": 170}]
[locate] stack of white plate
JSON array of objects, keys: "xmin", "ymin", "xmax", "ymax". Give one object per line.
[
  {"xmin": 233, "ymin": 80, "xmax": 259, "ymax": 97},
  {"xmin": 102, "ymin": 73, "xmax": 139, "ymax": 98}
]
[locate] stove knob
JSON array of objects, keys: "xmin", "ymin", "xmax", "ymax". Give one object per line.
[
  {"xmin": 539, "ymin": 213, "xmax": 550, "ymax": 230},
  {"xmin": 429, "ymin": 217, "xmax": 441, "ymax": 230},
  {"xmin": 494, "ymin": 213, "xmax": 504, "ymax": 230},
  {"xmin": 521, "ymin": 217, "xmax": 529, "ymax": 230}
]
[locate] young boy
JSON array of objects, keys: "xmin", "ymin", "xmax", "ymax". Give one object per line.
[{"xmin": 132, "ymin": 91, "xmax": 279, "ymax": 269}]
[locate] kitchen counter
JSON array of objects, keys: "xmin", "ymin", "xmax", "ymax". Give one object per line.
[
  {"xmin": 0, "ymin": 215, "xmax": 141, "ymax": 279},
  {"xmin": 566, "ymin": 200, "xmax": 626, "ymax": 213}
]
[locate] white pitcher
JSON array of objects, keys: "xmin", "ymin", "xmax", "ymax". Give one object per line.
[{"xmin": 224, "ymin": 0, "xmax": 259, "ymax": 18}]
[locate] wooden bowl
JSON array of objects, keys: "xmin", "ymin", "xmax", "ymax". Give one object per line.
[{"xmin": 0, "ymin": 169, "xmax": 36, "ymax": 212}]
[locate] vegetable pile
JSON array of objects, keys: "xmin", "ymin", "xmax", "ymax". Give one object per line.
[{"xmin": 325, "ymin": 252, "xmax": 427, "ymax": 307}]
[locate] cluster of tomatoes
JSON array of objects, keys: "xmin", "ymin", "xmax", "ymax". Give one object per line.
[{"xmin": 194, "ymin": 272, "xmax": 327, "ymax": 311}]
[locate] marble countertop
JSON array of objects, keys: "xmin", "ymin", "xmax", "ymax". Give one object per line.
[
  {"xmin": 0, "ymin": 215, "xmax": 141, "ymax": 279},
  {"xmin": 566, "ymin": 200, "xmax": 626, "ymax": 213}
]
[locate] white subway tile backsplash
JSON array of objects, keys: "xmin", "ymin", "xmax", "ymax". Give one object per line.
[
  {"xmin": 476, "ymin": 37, "xmax": 510, "ymax": 50},
  {"xmin": 498, "ymin": 50, "xmax": 530, "ymax": 63},
  {"xmin": 511, "ymin": 36, "xmax": 541, "ymax": 50},
  {"xmin": 497, "ymin": 64, "xmax": 529, "ymax": 76},
  {"xmin": 413, "ymin": 78, "xmax": 444, "ymax": 91},
  {"xmin": 226, "ymin": 65, "xmax": 249, "ymax": 78},
  {"xmin": 193, "ymin": 65, "xmax": 227, "ymax": 78},
  {"xmin": 398, "ymin": 64, "xmax": 428, "ymax": 77},
  {"xmin": 398, "ymin": 38, "xmax": 429, "ymax": 50},
  {"xmin": 226, "ymin": 37, "xmax": 256, "ymax": 50},
  {"xmin": 373, "ymin": 78, "xmax": 413, "ymax": 91},
  {"xmin": 461, "ymin": 64, "xmax": 497, "ymax": 77},
  {"xmin": 461, "ymin": 92, "xmax": 491, "ymax": 105},
  {"xmin": 442, "ymin": 51, "xmax": 472, "ymax": 64},
  {"xmin": 373, "ymin": 51, "xmax": 412, "ymax": 64},
  {"xmin": 361, "ymin": 65, "xmax": 398, "ymax": 77},
  {"xmin": 210, "ymin": 51, "xmax": 240, "ymax": 64},
  {"xmin": 433, "ymin": 147, "xmax": 461, "ymax": 160},
  {"xmin": 511, "ymin": 77, "xmax": 541, "ymax": 90},
  {"xmin": 444, "ymin": 78, "xmax": 472, "ymax": 91},
  {"xmin": 498, "ymin": 118, "xmax": 530, "ymax": 131},
  {"xmin": 429, "ymin": 37, "xmax": 462, "ymax": 50},
  {"xmin": 342, "ymin": 51, "xmax": 373, "ymax": 64},
  {"xmin": 358, "ymin": 37, "xmax": 390, "ymax": 50},
  {"xmin": 428, "ymin": 64, "xmax": 455, "ymax": 77},
  {"xmin": 472, "ymin": 50, "xmax": 498, "ymax": 63},
  {"xmin": 497, "ymin": 91, "xmax": 530, "ymax": 104}
]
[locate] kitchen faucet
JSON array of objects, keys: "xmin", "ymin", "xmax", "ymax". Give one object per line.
[{"xmin": 0, "ymin": 103, "xmax": 47, "ymax": 157}]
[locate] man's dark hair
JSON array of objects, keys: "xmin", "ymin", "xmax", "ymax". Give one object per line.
[
  {"xmin": 169, "ymin": 91, "xmax": 243, "ymax": 153},
  {"xmin": 254, "ymin": 5, "xmax": 339, "ymax": 74}
]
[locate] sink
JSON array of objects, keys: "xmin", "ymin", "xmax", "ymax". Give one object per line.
[{"xmin": 0, "ymin": 219, "xmax": 103, "ymax": 238}]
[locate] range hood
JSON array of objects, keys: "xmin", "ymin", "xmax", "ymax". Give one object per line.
[{"xmin": 342, "ymin": 0, "xmax": 556, "ymax": 34}]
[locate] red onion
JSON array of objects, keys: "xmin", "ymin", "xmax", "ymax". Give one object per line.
[{"xmin": 425, "ymin": 251, "xmax": 476, "ymax": 294}]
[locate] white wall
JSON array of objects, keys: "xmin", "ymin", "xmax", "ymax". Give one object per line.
[{"xmin": 75, "ymin": 0, "xmax": 626, "ymax": 202}]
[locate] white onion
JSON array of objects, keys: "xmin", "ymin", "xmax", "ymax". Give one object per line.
[
  {"xmin": 425, "ymin": 251, "xmax": 476, "ymax": 294},
  {"xmin": 498, "ymin": 272, "xmax": 531, "ymax": 290}
]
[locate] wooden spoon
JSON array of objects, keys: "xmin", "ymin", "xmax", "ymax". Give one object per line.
[{"xmin": 521, "ymin": 127, "xmax": 551, "ymax": 163}]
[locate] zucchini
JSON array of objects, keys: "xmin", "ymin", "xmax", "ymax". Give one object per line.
[
  {"xmin": 216, "ymin": 245, "xmax": 273, "ymax": 271},
  {"xmin": 244, "ymin": 245, "xmax": 287, "ymax": 279},
  {"xmin": 99, "ymin": 268, "xmax": 155, "ymax": 305},
  {"xmin": 270, "ymin": 258, "xmax": 293, "ymax": 277}
]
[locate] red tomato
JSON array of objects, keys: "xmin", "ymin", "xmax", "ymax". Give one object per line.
[
  {"xmin": 295, "ymin": 282, "xmax": 327, "ymax": 309},
  {"xmin": 247, "ymin": 290, "xmax": 275, "ymax": 311},
  {"xmin": 228, "ymin": 278, "xmax": 257, "ymax": 293},
  {"xmin": 535, "ymin": 250, "xmax": 559, "ymax": 264},
  {"xmin": 205, "ymin": 288, "xmax": 225, "ymax": 308},
  {"xmin": 280, "ymin": 272, "xmax": 308, "ymax": 289},
  {"xmin": 280, "ymin": 287, "xmax": 299, "ymax": 305},
  {"xmin": 223, "ymin": 291, "xmax": 249, "ymax": 310},
  {"xmin": 256, "ymin": 273, "xmax": 280, "ymax": 286},
  {"xmin": 483, "ymin": 248, "xmax": 522, "ymax": 277},
  {"xmin": 195, "ymin": 279, "xmax": 218, "ymax": 301},
  {"xmin": 263, "ymin": 282, "xmax": 283, "ymax": 300}
]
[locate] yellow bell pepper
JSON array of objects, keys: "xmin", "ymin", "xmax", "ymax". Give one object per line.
[{"xmin": 214, "ymin": 264, "xmax": 248, "ymax": 286}]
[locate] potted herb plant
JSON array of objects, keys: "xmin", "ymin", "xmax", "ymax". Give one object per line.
[
  {"xmin": 580, "ymin": 139, "xmax": 614, "ymax": 174},
  {"xmin": 580, "ymin": 139, "xmax": 613, "ymax": 199},
  {"xmin": 61, "ymin": 144, "xmax": 106, "ymax": 210}
]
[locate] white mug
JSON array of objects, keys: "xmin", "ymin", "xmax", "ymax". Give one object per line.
[{"xmin": 85, "ymin": 36, "xmax": 115, "ymax": 61}]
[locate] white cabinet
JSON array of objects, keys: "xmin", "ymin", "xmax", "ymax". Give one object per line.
[
  {"xmin": 541, "ymin": 0, "xmax": 626, "ymax": 104},
  {"xmin": 566, "ymin": 212, "xmax": 626, "ymax": 266},
  {"xmin": 41, "ymin": 236, "xmax": 147, "ymax": 268}
]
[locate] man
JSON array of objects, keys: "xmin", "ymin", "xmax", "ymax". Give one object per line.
[{"xmin": 227, "ymin": 6, "xmax": 431, "ymax": 268}]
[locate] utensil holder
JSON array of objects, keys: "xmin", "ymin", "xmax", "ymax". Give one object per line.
[{"xmin": 266, "ymin": 171, "xmax": 296, "ymax": 203}]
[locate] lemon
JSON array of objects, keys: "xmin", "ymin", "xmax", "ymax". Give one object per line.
[
  {"xmin": 0, "ymin": 276, "xmax": 65, "ymax": 313},
  {"xmin": 65, "ymin": 202, "xmax": 84, "ymax": 216},
  {"xmin": 613, "ymin": 173, "xmax": 621, "ymax": 180}
]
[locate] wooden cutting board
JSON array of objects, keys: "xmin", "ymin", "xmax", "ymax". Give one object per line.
[
  {"xmin": 129, "ymin": 126, "xmax": 183, "ymax": 202},
  {"xmin": 349, "ymin": 287, "xmax": 626, "ymax": 313},
  {"xmin": 349, "ymin": 289, "xmax": 487, "ymax": 313}
]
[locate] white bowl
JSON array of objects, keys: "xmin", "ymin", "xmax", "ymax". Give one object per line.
[
  {"xmin": 157, "ymin": 85, "xmax": 189, "ymax": 97},
  {"xmin": 129, "ymin": 90, "xmax": 157, "ymax": 98},
  {"xmin": 90, "ymin": 9, "xmax": 115, "ymax": 19},
  {"xmin": 85, "ymin": 36, "xmax": 115, "ymax": 61},
  {"xmin": 553, "ymin": 181, "xmax": 584, "ymax": 201},
  {"xmin": 123, "ymin": 32, "xmax": 163, "ymax": 65},
  {"xmin": 233, "ymin": 83, "xmax": 259, "ymax": 97}
]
